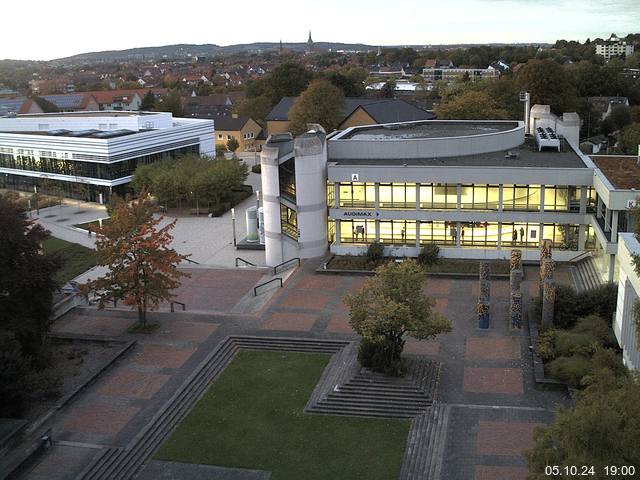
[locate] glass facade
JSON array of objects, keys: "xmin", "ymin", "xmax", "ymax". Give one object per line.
[
  {"xmin": 280, "ymin": 203, "xmax": 297, "ymax": 239},
  {"xmin": 502, "ymin": 184, "xmax": 541, "ymax": 211},
  {"xmin": 339, "ymin": 182, "xmax": 375, "ymax": 208},
  {"xmin": 339, "ymin": 219, "xmax": 376, "ymax": 244},
  {"xmin": 460, "ymin": 185, "xmax": 500, "ymax": 210},
  {"xmin": 419, "ymin": 221, "xmax": 456, "ymax": 245},
  {"xmin": 459, "ymin": 222, "xmax": 499, "ymax": 246},
  {"xmin": 0, "ymin": 145, "xmax": 199, "ymax": 181},
  {"xmin": 279, "ymin": 158, "xmax": 296, "ymax": 202},
  {"xmin": 420, "ymin": 183, "xmax": 457, "ymax": 209},
  {"xmin": 379, "ymin": 183, "xmax": 416, "ymax": 209},
  {"xmin": 501, "ymin": 222, "xmax": 541, "ymax": 248},
  {"xmin": 379, "ymin": 220, "xmax": 416, "ymax": 245}
]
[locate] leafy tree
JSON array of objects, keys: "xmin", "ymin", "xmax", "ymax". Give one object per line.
[
  {"xmin": 343, "ymin": 260, "xmax": 452, "ymax": 375},
  {"xmin": 516, "ymin": 59, "xmax": 577, "ymax": 114},
  {"xmin": 325, "ymin": 67, "xmax": 368, "ymax": 97},
  {"xmin": 226, "ymin": 137, "xmax": 239, "ymax": 153},
  {"xmin": 0, "ymin": 194, "xmax": 59, "ymax": 359},
  {"xmin": 379, "ymin": 78, "xmax": 396, "ymax": 98},
  {"xmin": 621, "ymin": 123, "xmax": 640, "ymax": 155},
  {"xmin": 215, "ymin": 144, "xmax": 227, "ymax": 158},
  {"xmin": 84, "ymin": 191, "xmax": 190, "ymax": 327},
  {"xmin": 609, "ymin": 105, "xmax": 632, "ymax": 130},
  {"xmin": 235, "ymin": 95, "xmax": 272, "ymax": 126},
  {"xmin": 526, "ymin": 371, "xmax": 640, "ymax": 479},
  {"xmin": 156, "ymin": 90, "xmax": 183, "ymax": 117},
  {"xmin": 435, "ymin": 90, "xmax": 510, "ymax": 120},
  {"xmin": 140, "ymin": 90, "xmax": 156, "ymax": 110},
  {"xmin": 288, "ymin": 79, "xmax": 345, "ymax": 135}
]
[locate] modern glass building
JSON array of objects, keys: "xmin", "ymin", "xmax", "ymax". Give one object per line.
[
  {"xmin": 260, "ymin": 109, "xmax": 640, "ymax": 284},
  {"xmin": 0, "ymin": 111, "xmax": 214, "ymax": 203}
]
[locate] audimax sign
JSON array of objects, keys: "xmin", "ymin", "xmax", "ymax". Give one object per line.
[{"xmin": 341, "ymin": 211, "xmax": 380, "ymax": 218}]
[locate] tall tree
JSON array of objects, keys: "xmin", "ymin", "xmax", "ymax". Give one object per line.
[
  {"xmin": 516, "ymin": 59, "xmax": 577, "ymax": 114},
  {"xmin": 84, "ymin": 192, "xmax": 190, "ymax": 327},
  {"xmin": 343, "ymin": 260, "xmax": 451, "ymax": 375},
  {"xmin": 226, "ymin": 137, "xmax": 239, "ymax": 153},
  {"xmin": 526, "ymin": 370, "xmax": 640, "ymax": 478},
  {"xmin": 288, "ymin": 79, "xmax": 345, "ymax": 136},
  {"xmin": 622, "ymin": 123, "xmax": 640, "ymax": 155},
  {"xmin": 156, "ymin": 90, "xmax": 183, "ymax": 117},
  {"xmin": 379, "ymin": 78, "xmax": 396, "ymax": 98},
  {"xmin": 436, "ymin": 90, "xmax": 510, "ymax": 120},
  {"xmin": 0, "ymin": 194, "xmax": 59, "ymax": 359},
  {"xmin": 140, "ymin": 90, "xmax": 156, "ymax": 110}
]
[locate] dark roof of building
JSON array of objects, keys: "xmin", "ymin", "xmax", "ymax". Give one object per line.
[
  {"xmin": 591, "ymin": 155, "xmax": 640, "ymax": 189},
  {"xmin": 0, "ymin": 97, "xmax": 27, "ymax": 116},
  {"xmin": 330, "ymin": 137, "xmax": 587, "ymax": 169},
  {"xmin": 265, "ymin": 97, "xmax": 435, "ymax": 124},
  {"xmin": 214, "ymin": 114, "xmax": 251, "ymax": 131}
]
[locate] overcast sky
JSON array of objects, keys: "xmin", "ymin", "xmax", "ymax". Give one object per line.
[{"xmin": 2, "ymin": 0, "xmax": 638, "ymax": 60}]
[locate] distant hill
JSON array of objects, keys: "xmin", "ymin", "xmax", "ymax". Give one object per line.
[{"xmin": 53, "ymin": 41, "xmax": 551, "ymax": 64}]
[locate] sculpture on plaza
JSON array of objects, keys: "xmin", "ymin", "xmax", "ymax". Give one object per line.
[
  {"xmin": 477, "ymin": 261, "xmax": 491, "ymax": 329},
  {"xmin": 509, "ymin": 249, "xmax": 523, "ymax": 329}
]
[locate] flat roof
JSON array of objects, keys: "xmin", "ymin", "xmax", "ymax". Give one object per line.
[
  {"xmin": 591, "ymin": 155, "xmax": 640, "ymax": 189},
  {"xmin": 0, "ymin": 129, "xmax": 146, "ymax": 139},
  {"xmin": 339, "ymin": 121, "xmax": 519, "ymax": 140},
  {"xmin": 14, "ymin": 111, "xmax": 157, "ymax": 118},
  {"xmin": 330, "ymin": 137, "xmax": 587, "ymax": 169}
]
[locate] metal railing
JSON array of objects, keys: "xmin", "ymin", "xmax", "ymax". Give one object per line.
[
  {"xmin": 273, "ymin": 257, "xmax": 300, "ymax": 275},
  {"xmin": 170, "ymin": 301, "xmax": 186, "ymax": 312},
  {"xmin": 235, "ymin": 257, "xmax": 257, "ymax": 267},
  {"xmin": 254, "ymin": 277, "xmax": 283, "ymax": 296},
  {"xmin": 568, "ymin": 250, "xmax": 593, "ymax": 263}
]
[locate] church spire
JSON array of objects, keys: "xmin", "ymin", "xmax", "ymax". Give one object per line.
[{"xmin": 308, "ymin": 30, "xmax": 313, "ymax": 44}]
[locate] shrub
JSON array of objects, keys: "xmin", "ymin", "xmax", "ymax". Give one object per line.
[
  {"xmin": 590, "ymin": 347, "xmax": 627, "ymax": 378},
  {"xmin": 547, "ymin": 355, "xmax": 592, "ymax": 388},
  {"xmin": 366, "ymin": 242, "xmax": 384, "ymax": 262},
  {"xmin": 0, "ymin": 338, "xmax": 32, "ymax": 417},
  {"xmin": 417, "ymin": 243, "xmax": 440, "ymax": 266},
  {"xmin": 552, "ymin": 284, "xmax": 580, "ymax": 328},
  {"xmin": 552, "ymin": 283, "xmax": 618, "ymax": 329},
  {"xmin": 357, "ymin": 337, "xmax": 406, "ymax": 376},
  {"xmin": 536, "ymin": 328, "xmax": 557, "ymax": 362},
  {"xmin": 251, "ymin": 164, "xmax": 261, "ymax": 174},
  {"xmin": 572, "ymin": 314, "xmax": 613, "ymax": 346},
  {"xmin": 554, "ymin": 331, "xmax": 598, "ymax": 357}
]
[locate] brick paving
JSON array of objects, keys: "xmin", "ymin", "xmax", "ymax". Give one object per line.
[
  {"xmin": 463, "ymin": 367, "xmax": 524, "ymax": 395},
  {"xmin": 22, "ymin": 258, "xmax": 573, "ymax": 480},
  {"xmin": 465, "ymin": 337, "xmax": 521, "ymax": 360},
  {"xmin": 476, "ymin": 421, "xmax": 539, "ymax": 456},
  {"xmin": 62, "ymin": 403, "xmax": 141, "ymax": 436}
]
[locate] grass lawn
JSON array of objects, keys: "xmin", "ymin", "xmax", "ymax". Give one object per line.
[
  {"xmin": 328, "ymin": 255, "xmax": 509, "ymax": 275},
  {"xmin": 155, "ymin": 350, "xmax": 410, "ymax": 480},
  {"xmin": 42, "ymin": 237, "xmax": 97, "ymax": 284}
]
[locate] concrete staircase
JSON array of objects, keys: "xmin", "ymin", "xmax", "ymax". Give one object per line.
[
  {"xmin": 571, "ymin": 256, "xmax": 604, "ymax": 292},
  {"xmin": 307, "ymin": 358, "xmax": 439, "ymax": 419},
  {"xmin": 398, "ymin": 403, "xmax": 451, "ymax": 480},
  {"xmin": 75, "ymin": 336, "xmax": 348, "ymax": 480}
]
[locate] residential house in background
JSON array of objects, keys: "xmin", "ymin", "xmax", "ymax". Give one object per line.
[
  {"xmin": 595, "ymin": 34, "xmax": 634, "ymax": 60},
  {"xmin": 84, "ymin": 89, "xmax": 169, "ymax": 111},
  {"xmin": 265, "ymin": 97, "xmax": 435, "ymax": 136},
  {"xmin": 40, "ymin": 93, "xmax": 99, "ymax": 112},
  {"xmin": 214, "ymin": 113, "xmax": 262, "ymax": 152},
  {"xmin": 587, "ymin": 96, "xmax": 630, "ymax": 120}
]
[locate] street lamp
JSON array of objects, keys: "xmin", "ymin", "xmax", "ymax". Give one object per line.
[{"xmin": 231, "ymin": 207, "xmax": 237, "ymax": 247}]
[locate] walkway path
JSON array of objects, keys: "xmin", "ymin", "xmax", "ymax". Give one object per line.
[{"xmin": 17, "ymin": 260, "xmax": 570, "ymax": 480}]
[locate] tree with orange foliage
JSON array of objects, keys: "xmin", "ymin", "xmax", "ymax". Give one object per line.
[{"xmin": 84, "ymin": 191, "xmax": 190, "ymax": 327}]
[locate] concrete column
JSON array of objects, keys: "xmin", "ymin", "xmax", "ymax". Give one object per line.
[
  {"xmin": 611, "ymin": 211, "xmax": 619, "ymax": 242},
  {"xmin": 498, "ymin": 184, "xmax": 503, "ymax": 212},
  {"xmin": 608, "ymin": 254, "xmax": 615, "ymax": 283},
  {"xmin": 415, "ymin": 182, "xmax": 420, "ymax": 210},
  {"xmin": 540, "ymin": 185, "xmax": 545, "ymax": 212},
  {"xmin": 375, "ymin": 220, "xmax": 380, "ymax": 242},
  {"xmin": 578, "ymin": 224, "xmax": 586, "ymax": 250},
  {"xmin": 497, "ymin": 222, "xmax": 502, "ymax": 249},
  {"xmin": 334, "ymin": 219, "xmax": 341, "ymax": 245},
  {"xmin": 333, "ymin": 182, "xmax": 340, "ymax": 208},
  {"xmin": 456, "ymin": 221, "xmax": 461, "ymax": 247},
  {"xmin": 260, "ymin": 145, "xmax": 284, "ymax": 267},
  {"xmin": 456, "ymin": 184, "xmax": 461, "ymax": 210},
  {"xmin": 597, "ymin": 196, "xmax": 603, "ymax": 218},
  {"xmin": 579, "ymin": 186, "xmax": 587, "ymax": 214},
  {"xmin": 415, "ymin": 221, "xmax": 420, "ymax": 248},
  {"xmin": 374, "ymin": 183, "xmax": 380, "ymax": 210},
  {"xmin": 605, "ymin": 208, "xmax": 612, "ymax": 232}
]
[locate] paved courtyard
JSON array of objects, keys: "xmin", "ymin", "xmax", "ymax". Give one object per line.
[{"xmin": 17, "ymin": 260, "xmax": 570, "ymax": 480}]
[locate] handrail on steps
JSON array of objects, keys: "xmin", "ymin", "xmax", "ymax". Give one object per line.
[
  {"xmin": 568, "ymin": 250, "xmax": 593, "ymax": 263},
  {"xmin": 235, "ymin": 257, "xmax": 257, "ymax": 267},
  {"xmin": 254, "ymin": 278, "xmax": 283, "ymax": 296},
  {"xmin": 273, "ymin": 257, "xmax": 300, "ymax": 275}
]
